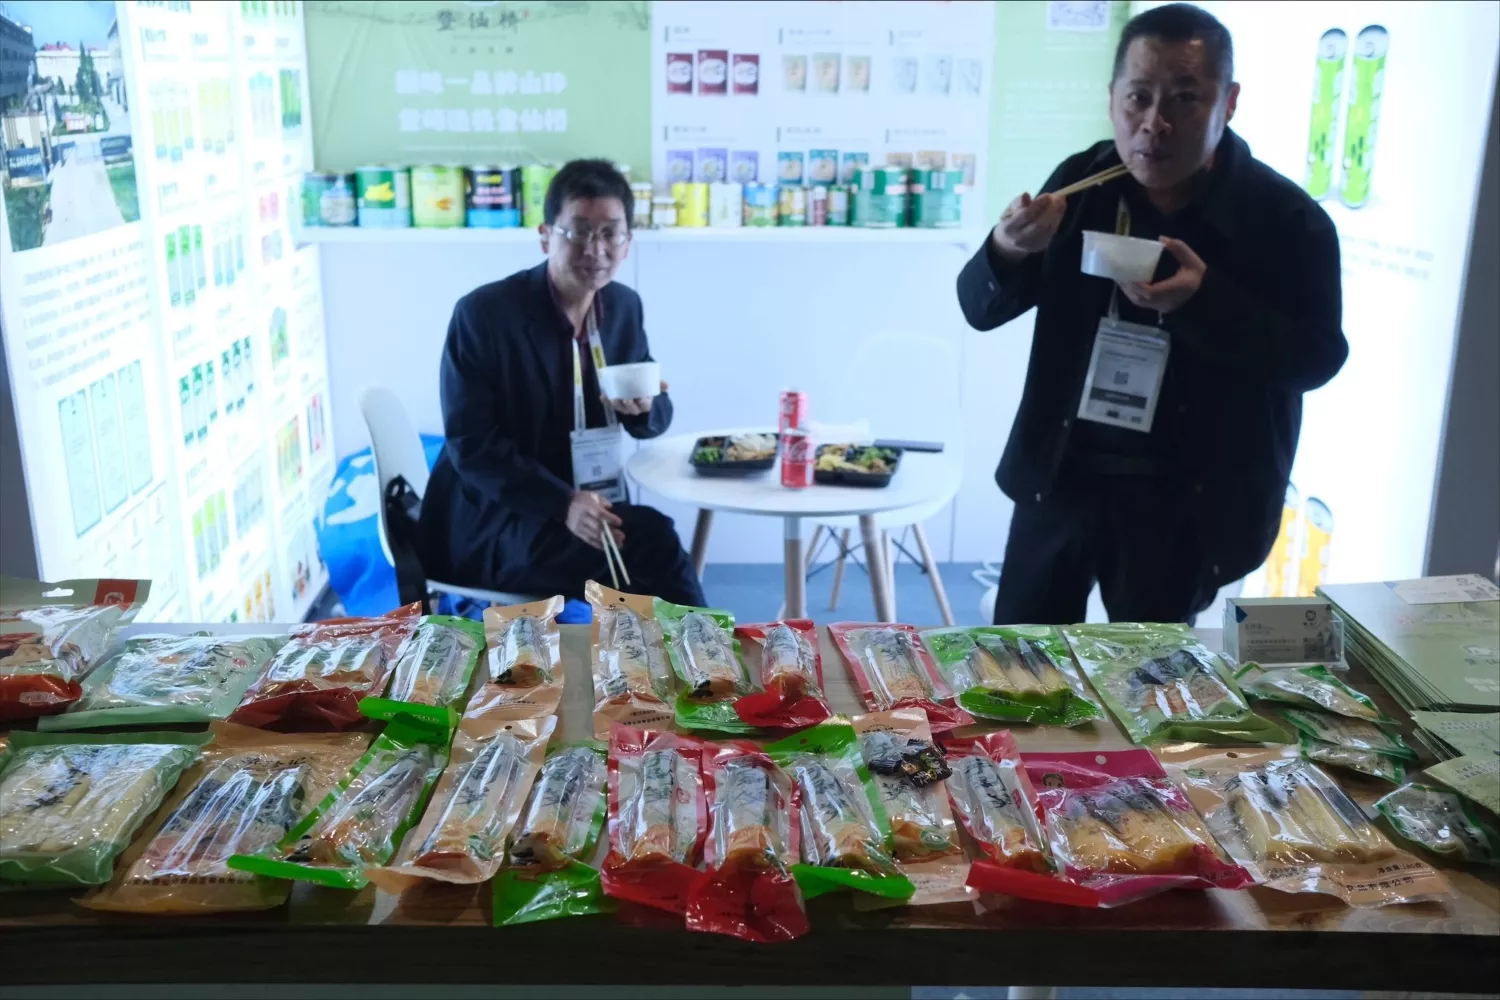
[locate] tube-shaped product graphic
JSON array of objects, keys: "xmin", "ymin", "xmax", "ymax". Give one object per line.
[
  {"xmin": 1340, "ymin": 25, "xmax": 1389, "ymax": 208},
  {"xmin": 1304, "ymin": 29, "xmax": 1347, "ymax": 200}
]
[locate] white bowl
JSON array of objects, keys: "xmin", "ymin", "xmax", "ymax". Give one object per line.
[
  {"xmin": 1081, "ymin": 231, "xmax": 1164, "ymax": 283},
  {"xmin": 598, "ymin": 362, "xmax": 661, "ymax": 400}
]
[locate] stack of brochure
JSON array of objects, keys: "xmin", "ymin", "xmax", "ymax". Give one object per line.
[{"xmin": 1407, "ymin": 710, "xmax": 1500, "ymax": 761}]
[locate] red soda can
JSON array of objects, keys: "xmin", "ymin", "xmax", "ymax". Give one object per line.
[
  {"xmin": 781, "ymin": 427, "xmax": 812, "ymax": 488},
  {"xmin": 778, "ymin": 388, "xmax": 807, "ymax": 435}
]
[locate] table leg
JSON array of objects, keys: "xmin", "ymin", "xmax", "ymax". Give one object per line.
[
  {"xmin": 690, "ymin": 508, "xmax": 713, "ymax": 580},
  {"xmin": 784, "ymin": 516, "xmax": 807, "ymax": 618},
  {"xmin": 860, "ymin": 515, "xmax": 894, "ymax": 622},
  {"xmin": 828, "ymin": 528, "xmax": 852, "ymax": 611}
]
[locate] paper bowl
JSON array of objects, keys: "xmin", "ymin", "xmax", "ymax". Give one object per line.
[
  {"xmin": 598, "ymin": 362, "xmax": 660, "ymax": 400},
  {"xmin": 1081, "ymin": 231, "xmax": 1164, "ymax": 283}
]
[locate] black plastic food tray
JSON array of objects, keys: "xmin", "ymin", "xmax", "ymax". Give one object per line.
[
  {"xmin": 813, "ymin": 445, "xmax": 904, "ymax": 487},
  {"xmin": 690, "ymin": 435, "xmax": 779, "ymax": 477}
]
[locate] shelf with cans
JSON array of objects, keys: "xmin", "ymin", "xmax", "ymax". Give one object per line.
[{"xmin": 296, "ymin": 162, "xmax": 979, "ymax": 246}]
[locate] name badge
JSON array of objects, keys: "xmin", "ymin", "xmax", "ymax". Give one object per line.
[
  {"xmin": 570, "ymin": 424, "xmax": 626, "ymax": 502},
  {"xmin": 1076, "ymin": 316, "xmax": 1169, "ymax": 434}
]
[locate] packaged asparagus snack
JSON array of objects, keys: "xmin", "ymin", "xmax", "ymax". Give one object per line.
[
  {"xmin": 82, "ymin": 723, "xmax": 368, "ymax": 913},
  {"xmin": 0, "ymin": 729, "xmax": 207, "ymax": 886},
  {"xmin": 1375, "ymin": 782, "xmax": 1500, "ymax": 866},
  {"xmin": 654, "ymin": 598, "xmax": 758, "ymax": 734},
  {"xmin": 731, "ymin": 620, "xmax": 832, "ymax": 730},
  {"xmin": 765, "ymin": 721, "xmax": 913, "ymax": 900},
  {"xmin": 359, "ymin": 615, "xmax": 484, "ymax": 731},
  {"xmin": 942, "ymin": 731, "xmax": 1049, "ymax": 872},
  {"xmin": 831, "ymin": 623, "xmax": 974, "ymax": 731},
  {"xmin": 41, "ymin": 633, "xmax": 286, "ymax": 731},
  {"xmin": 230, "ymin": 604, "xmax": 421, "ymax": 730},
  {"xmin": 1162, "ymin": 746, "xmax": 1451, "ymax": 906},
  {"xmin": 585, "ymin": 583, "xmax": 675, "ymax": 736},
  {"xmin": 1300, "ymin": 734, "xmax": 1406, "ymax": 783},
  {"xmin": 493, "ymin": 741, "xmax": 615, "ymax": 925},
  {"xmin": 1280, "ymin": 706, "xmax": 1416, "ymax": 758},
  {"xmin": 227, "ymin": 717, "xmax": 449, "ymax": 889},
  {"xmin": 601, "ymin": 726, "xmax": 708, "ymax": 915},
  {"xmin": 366, "ymin": 716, "xmax": 553, "ymax": 890},
  {"xmin": 463, "ymin": 597, "xmax": 565, "ymax": 723},
  {"xmin": 922, "ymin": 625, "xmax": 1102, "ymax": 727},
  {"xmin": 1062, "ymin": 623, "xmax": 1288, "ymax": 744},
  {"xmin": 1235, "ymin": 663, "xmax": 1392, "ymax": 723},
  {"xmin": 685, "ymin": 742, "xmax": 810, "ymax": 942},
  {"xmin": 0, "ymin": 577, "xmax": 149, "ymax": 722}
]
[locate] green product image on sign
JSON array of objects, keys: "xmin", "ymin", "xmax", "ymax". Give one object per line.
[
  {"xmin": 1340, "ymin": 24, "xmax": 1388, "ymax": 209},
  {"xmin": 305, "ymin": 2, "xmax": 651, "ymax": 175},
  {"xmin": 1303, "ymin": 28, "xmax": 1346, "ymax": 201}
]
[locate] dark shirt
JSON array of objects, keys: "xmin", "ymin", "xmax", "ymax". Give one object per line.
[{"xmin": 956, "ymin": 129, "xmax": 1347, "ymax": 586}]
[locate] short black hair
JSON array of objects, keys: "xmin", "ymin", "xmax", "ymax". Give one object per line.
[
  {"xmin": 1113, "ymin": 3, "xmax": 1234, "ymax": 89},
  {"xmin": 543, "ymin": 159, "xmax": 633, "ymax": 228}
]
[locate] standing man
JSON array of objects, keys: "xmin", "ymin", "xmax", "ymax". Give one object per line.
[
  {"xmin": 421, "ymin": 159, "xmax": 706, "ymax": 606},
  {"xmin": 957, "ymin": 3, "xmax": 1347, "ymax": 624}
]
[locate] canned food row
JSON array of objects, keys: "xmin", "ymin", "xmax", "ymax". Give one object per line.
[{"xmin": 302, "ymin": 163, "xmax": 572, "ymax": 229}]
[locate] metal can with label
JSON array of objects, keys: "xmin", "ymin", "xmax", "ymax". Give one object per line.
[
  {"xmin": 809, "ymin": 185, "xmax": 828, "ymax": 225},
  {"xmin": 651, "ymin": 195, "xmax": 678, "ymax": 228},
  {"xmin": 521, "ymin": 162, "xmax": 558, "ymax": 228},
  {"xmin": 301, "ymin": 172, "xmax": 333, "ymax": 227},
  {"xmin": 467, "ymin": 164, "xmax": 521, "ymax": 227},
  {"xmin": 778, "ymin": 388, "xmax": 808, "ymax": 435},
  {"xmin": 780, "ymin": 427, "xmax": 812, "ymax": 489},
  {"xmin": 826, "ymin": 185, "xmax": 851, "ymax": 226},
  {"xmin": 320, "ymin": 173, "xmax": 356, "ymax": 227},
  {"xmin": 630, "ymin": 182, "xmax": 654, "ymax": 228},
  {"xmin": 673, "ymin": 181, "xmax": 709, "ymax": 227},
  {"xmin": 911, "ymin": 168, "xmax": 963, "ymax": 228},
  {"xmin": 708, "ymin": 182, "xmax": 743, "ymax": 227},
  {"xmin": 853, "ymin": 166, "xmax": 909, "ymax": 196},
  {"xmin": 744, "ymin": 183, "xmax": 777, "ymax": 226},
  {"xmin": 851, "ymin": 191, "xmax": 902, "ymax": 228},
  {"xmin": 412, "ymin": 164, "xmax": 466, "ymax": 228},
  {"xmin": 354, "ymin": 165, "xmax": 412, "ymax": 227},
  {"xmin": 778, "ymin": 185, "xmax": 807, "ymax": 226}
]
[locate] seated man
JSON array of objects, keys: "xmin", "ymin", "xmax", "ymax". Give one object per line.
[{"xmin": 420, "ymin": 159, "xmax": 706, "ymax": 607}]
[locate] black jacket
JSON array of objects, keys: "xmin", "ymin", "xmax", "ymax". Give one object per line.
[
  {"xmin": 420, "ymin": 262, "xmax": 671, "ymax": 584},
  {"xmin": 957, "ymin": 130, "xmax": 1347, "ymax": 586}
]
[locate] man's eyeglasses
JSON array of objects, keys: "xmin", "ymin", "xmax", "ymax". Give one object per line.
[{"xmin": 554, "ymin": 225, "xmax": 631, "ymax": 248}]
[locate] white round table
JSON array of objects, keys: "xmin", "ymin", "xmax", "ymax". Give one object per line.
[{"xmin": 626, "ymin": 430, "xmax": 963, "ymax": 620}]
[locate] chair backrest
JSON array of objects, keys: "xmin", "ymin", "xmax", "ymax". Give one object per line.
[
  {"xmin": 845, "ymin": 333, "xmax": 964, "ymax": 447},
  {"xmin": 360, "ymin": 386, "xmax": 430, "ymax": 567}
]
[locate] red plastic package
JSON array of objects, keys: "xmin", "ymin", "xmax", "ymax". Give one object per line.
[
  {"xmin": 941, "ymin": 731, "xmax": 1049, "ymax": 872},
  {"xmin": 228, "ymin": 604, "xmax": 420, "ymax": 731},
  {"xmin": 829, "ymin": 622, "xmax": 973, "ymax": 731},
  {"xmin": 686, "ymin": 742, "xmax": 810, "ymax": 942},
  {"xmin": 966, "ymin": 748, "xmax": 1252, "ymax": 907},
  {"xmin": 601, "ymin": 726, "xmax": 708, "ymax": 916},
  {"xmin": 731, "ymin": 620, "xmax": 832, "ymax": 730}
]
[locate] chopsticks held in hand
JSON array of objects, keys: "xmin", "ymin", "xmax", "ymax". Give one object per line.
[
  {"xmin": 601, "ymin": 527, "xmax": 630, "ymax": 589},
  {"xmin": 1048, "ymin": 162, "xmax": 1130, "ymax": 200}
]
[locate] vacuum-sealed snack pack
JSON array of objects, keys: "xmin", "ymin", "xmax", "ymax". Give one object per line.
[
  {"xmin": 230, "ymin": 604, "xmax": 421, "ymax": 730},
  {"xmin": 1300, "ymin": 734, "xmax": 1405, "ymax": 783},
  {"xmin": 942, "ymin": 731, "xmax": 1048, "ymax": 872},
  {"xmin": 228, "ymin": 718, "xmax": 448, "ymax": 889},
  {"xmin": 82, "ymin": 723, "xmax": 368, "ymax": 912},
  {"xmin": 0, "ymin": 729, "xmax": 206, "ymax": 886},
  {"xmin": 360, "ymin": 615, "xmax": 485, "ymax": 731},
  {"xmin": 923, "ymin": 625, "xmax": 1102, "ymax": 727},
  {"xmin": 765, "ymin": 721, "xmax": 912, "ymax": 900},
  {"xmin": 970, "ymin": 749, "xmax": 1251, "ymax": 908},
  {"xmin": 585, "ymin": 583, "xmax": 675, "ymax": 736},
  {"xmin": 601, "ymin": 726, "xmax": 707, "ymax": 915},
  {"xmin": 730, "ymin": 620, "xmax": 832, "ymax": 730},
  {"xmin": 685, "ymin": 743, "xmax": 810, "ymax": 941},
  {"xmin": 655, "ymin": 599, "xmax": 757, "ymax": 733},
  {"xmin": 463, "ymin": 597, "xmax": 566, "ymax": 723},
  {"xmin": 42, "ymin": 633, "xmax": 286, "ymax": 731},
  {"xmin": 831, "ymin": 623, "xmax": 973, "ymax": 731},
  {"xmin": 1375, "ymin": 782, "xmax": 1500, "ymax": 866},
  {"xmin": 1062, "ymin": 623, "xmax": 1287, "ymax": 744},
  {"xmin": 1163, "ymin": 747, "xmax": 1451, "ymax": 907},
  {"xmin": 1235, "ymin": 663, "xmax": 1390, "ymax": 723},
  {"xmin": 493, "ymin": 741, "xmax": 615, "ymax": 925},
  {"xmin": 367, "ymin": 717, "xmax": 554, "ymax": 890},
  {"xmin": 0, "ymin": 577, "xmax": 148, "ymax": 721},
  {"xmin": 1279, "ymin": 706, "xmax": 1416, "ymax": 758}
]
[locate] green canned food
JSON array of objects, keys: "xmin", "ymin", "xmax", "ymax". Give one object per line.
[
  {"xmin": 851, "ymin": 191, "xmax": 904, "ymax": 229},
  {"xmin": 911, "ymin": 169, "xmax": 963, "ymax": 229},
  {"xmin": 521, "ymin": 163, "xmax": 559, "ymax": 229},
  {"xmin": 412, "ymin": 165, "xmax": 465, "ymax": 228},
  {"xmin": 355, "ymin": 165, "xmax": 412, "ymax": 228},
  {"xmin": 301, "ymin": 172, "xmax": 334, "ymax": 227}
]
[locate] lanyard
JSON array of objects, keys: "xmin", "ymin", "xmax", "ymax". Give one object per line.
[
  {"xmin": 1106, "ymin": 195, "xmax": 1132, "ymax": 321},
  {"xmin": 570, "ymin": 298, "xmax": 616, "ymax": 432}
]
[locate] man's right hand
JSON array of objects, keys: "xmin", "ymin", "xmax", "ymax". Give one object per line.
[
  {"xmin": 990, "ymin": 192, "xmax": 1066, "ymax": 262},
  {"xmin": 566, "ymin": 490, "xmax": 624, "ymax": 550}
]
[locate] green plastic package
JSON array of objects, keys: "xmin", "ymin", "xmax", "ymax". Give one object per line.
[
  {"xmin": 765, "ymin": 721, "xmax": 914, "ymax": 900},
  {"xmin": 1280, "ymin": 706, "xmax": 1416, "ymax": 759},
  {"xmin": 0, "ymin": 730, "xmax": 208, "ymax": 886},
  {"xmin": 654, "ymin": 598, "xmax": 756, "ymax": 733},
  {"xmin": 1376, "ymin": 782, "xmax": 1500, "ymax": 866},
  {"xmin": 227, "ymin": 718, "xmax": 448, "ymax": 889},
  {"xmin": 1300, "ymin": 734, "xmax": 1406, "ymax": 783},
  {"xmin": 921, "ymin": 625, "xmax": 1102, "ymax": 727},
  {"xmin": 37, "ymin": 633, "xmax": 286, "ymax": 731},
  {"xmin": 1235, "ymin": 663, "xmax": 1392, "ymax": 725},
  {"xmin": 492, "ymin": 741, "xmax": 617, "ymax": 925},
  {"xmin": 1062, "ymin": 623, "xmax": 1289, "ymax": 745},
  {"xmin": 359, "ymin": 615, "xmax": 484, "ymax": 732}
]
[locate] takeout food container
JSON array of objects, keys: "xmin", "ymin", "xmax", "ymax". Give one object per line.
[
  {"xmin": 598, "ymin": 362, "xmax": 661, "ymax": 400},
  {"xmin": 690, "ymin": 433, "xmax": 779, "ymax": 477},
  {"xmin": 813, "ymin": 444, "xmax": 903, "ymax": 487},
  {"xmin": 1080, "ymin": 231, "xmax": 1163, "ymax": 283}
]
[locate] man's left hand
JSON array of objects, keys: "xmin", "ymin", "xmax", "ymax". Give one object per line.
[
  {"xmin": 1118, "ymin": 236, "xmax": 1206, "ymax": 314},
  {"xmin": 603, "ymin": 380, "xmax": 669, "ymax": 418}
]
